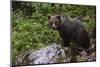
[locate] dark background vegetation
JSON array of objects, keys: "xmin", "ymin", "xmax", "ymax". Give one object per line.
[{"xmin": 12, "ymin": 1, "xmax": 96, "ymax": 64}]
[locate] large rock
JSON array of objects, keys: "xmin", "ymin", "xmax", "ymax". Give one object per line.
[
  {"xmin": 16, "ymin": 43, "xmax": 71, "ymax": 65},
  {"xmin": 15, "ymin": 41, "xmax": 96, "ymax": 66}
]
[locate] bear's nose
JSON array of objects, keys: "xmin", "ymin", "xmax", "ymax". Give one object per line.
[
  {"xmin": 52, "ymin": 23, "xmax": 56, "ymax": 28},
  {"xmin": 52, "ymin": 23, "xmax": 57, "ymax": 30}
]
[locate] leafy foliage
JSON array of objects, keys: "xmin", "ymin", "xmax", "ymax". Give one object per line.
[{"xmin": 12, "ymin": 1, "xmax": 96, "ymax": 64}]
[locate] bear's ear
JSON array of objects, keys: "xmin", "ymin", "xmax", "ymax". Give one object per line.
[
  {"xmin": 48, "ymin": 16, "xmax": 51, "ymax": 19},
  {"xmin": 56, "ymin": 15, "xmax": 61, "ymax": 20}
]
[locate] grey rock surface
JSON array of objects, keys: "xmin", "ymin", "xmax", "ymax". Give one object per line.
[
  {"xmin": 16, "ymin": 43, "xmax": 71, "ymax": 65},
  {"xmin": 26, "ymin": 43, "xmax": 71, "ymax": 64},
  {"xmin": 16, "ymin": 42, "xmax": 96, "ymax": 65}
]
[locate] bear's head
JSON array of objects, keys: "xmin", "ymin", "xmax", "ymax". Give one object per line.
[{"xmin": 48, "ymin": 15, "xmax": 63, "ymax": 30}]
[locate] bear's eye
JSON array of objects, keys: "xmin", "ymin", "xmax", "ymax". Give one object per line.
[
  {"xmin": 55, "ymin": 22, "xmax": 57, "ymax": 24},
  {"xmin": 55, "ymin": 22, "xmax": 59, "ymax": 25}
]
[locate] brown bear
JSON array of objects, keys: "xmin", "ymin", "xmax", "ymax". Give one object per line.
[{"xmin": 48, "ymin": 15, "xmax": 90, "ymax": 49}]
